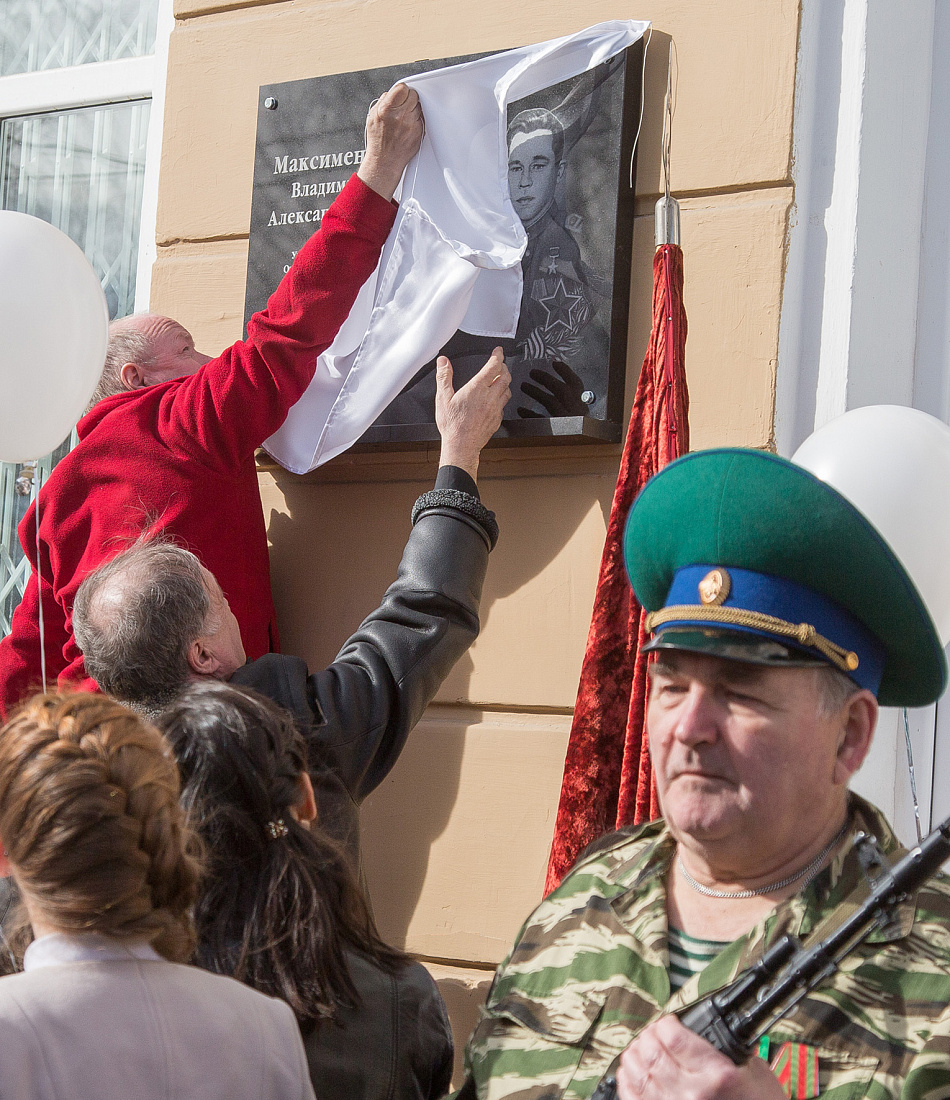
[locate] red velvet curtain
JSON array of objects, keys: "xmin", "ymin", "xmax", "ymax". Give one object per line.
[{"xmin": 544, "ymin": 243, "xmax": 689, "ymax": 895}]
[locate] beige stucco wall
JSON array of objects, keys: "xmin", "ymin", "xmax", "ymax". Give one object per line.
[{"xmin": 152, "ymin": 0, "xmax": 799, "ymax": 1070}]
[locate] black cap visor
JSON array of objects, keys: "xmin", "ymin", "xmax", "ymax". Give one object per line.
[{"xmin": 643, "ymin": 627, "xmax": 827, "ymax": 669}]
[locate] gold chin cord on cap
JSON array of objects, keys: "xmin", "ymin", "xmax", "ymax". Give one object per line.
[{"xmin": 644, "ymin": 604, "xmax": 860, "ymax": 673}]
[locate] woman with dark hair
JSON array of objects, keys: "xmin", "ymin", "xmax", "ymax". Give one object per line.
[
  {"xmin": 0, "ymin": 693, "xmax": 314, "ymax": 1100},
  {"xmin": 158, "ymin": 680, "xmax": 454, "ymax": 1100}
]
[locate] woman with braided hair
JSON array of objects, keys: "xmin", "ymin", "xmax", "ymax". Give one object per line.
[
  {"xmin": 0, "ymin": 692, "xmax": 315, "ymax": 1100},
  {"xmin": 157, "ymin": 680, "xmax": 454, "ymax": 1100}
]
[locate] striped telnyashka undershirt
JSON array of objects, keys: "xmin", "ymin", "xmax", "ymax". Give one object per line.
[{"xmin": 667, "ymin": 925, "xmax": 730, "ymax": 992}]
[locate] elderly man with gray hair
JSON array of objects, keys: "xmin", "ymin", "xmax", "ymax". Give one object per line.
[{"xmin": 72, "ymin": 351, "xmax": 509, "ymax": 870}]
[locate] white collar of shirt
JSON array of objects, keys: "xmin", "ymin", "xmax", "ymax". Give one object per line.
[{"xmin": 23, "ymin": 932, "xmax": 162, "ymax": 971}]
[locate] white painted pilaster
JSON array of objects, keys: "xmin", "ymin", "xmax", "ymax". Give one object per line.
[
  {"xmin": 777, "ymin": 0, "xmax": 940, "ymax": 841},
  {"xmin": 134, "ymin": 0, "xmax": 175, "ymax": 312},
  {"xmin": 911, "ymin": 4, "xmax": 950, "ymax": 421},
  {"xmin": 776, "ymin": 0, "xmax": 935, "ymax": 454}
]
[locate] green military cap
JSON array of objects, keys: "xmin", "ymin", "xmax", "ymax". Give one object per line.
[{"xmin": 622, "ymin": 448, "xmax": 947, "ymax": 707}]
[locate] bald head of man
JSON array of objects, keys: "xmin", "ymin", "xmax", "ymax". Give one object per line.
[{"xmin": 90, "ymin": 313, "xmax": 212, "ymax": 407}]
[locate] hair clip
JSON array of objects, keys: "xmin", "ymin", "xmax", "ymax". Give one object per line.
[{"xmin": 266, "ymin": 818, "xmax": 289, "ymax": 840}]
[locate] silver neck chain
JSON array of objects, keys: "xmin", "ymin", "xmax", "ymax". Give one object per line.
[{"xmin": 676, "ymin": 822, "xmax": 850, "ymax": 900}]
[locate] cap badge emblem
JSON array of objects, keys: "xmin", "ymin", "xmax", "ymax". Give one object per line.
[{"xmin": 698, "ymin": 568, "xmax": 731, "ymax": 606}]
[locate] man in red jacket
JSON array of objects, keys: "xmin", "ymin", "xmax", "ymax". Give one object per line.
[{"xmin": 0, "ymin": 84, "xmax": 424, "ymax": 716}]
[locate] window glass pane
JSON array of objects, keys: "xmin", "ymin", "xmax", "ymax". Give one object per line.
[
  {"xmin": 0, "ymin": 437, "xmax": 74, "ymax": 637},
  {"xmin": 1, "ymin": 100, "xmax": 150, "ymax": 318},
  {"xmin": 0, "ymin": 0, "xmax": 158, "ymax": 76},
  {"xmin": 0, "ymin": 100, "xmax": 150, "ymax": 636}
]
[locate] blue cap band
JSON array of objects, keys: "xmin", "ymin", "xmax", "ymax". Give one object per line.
[{"xmin": 654, "ymin": 564, "xmax": 886, "ymax": 694}]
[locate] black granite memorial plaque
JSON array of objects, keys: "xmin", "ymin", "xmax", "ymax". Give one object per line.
[{"xmin": 245, "ymin": 43, "xmax": 643, "ymax": 450}]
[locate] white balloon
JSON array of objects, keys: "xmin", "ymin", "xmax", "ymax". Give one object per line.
[
  {"xmin": 0, "ymin": 212, "xmax": 108, "ymax": 462},
  {"xmin": 792, "ymin": 405, "xmax": 950, "ymax": 644}
]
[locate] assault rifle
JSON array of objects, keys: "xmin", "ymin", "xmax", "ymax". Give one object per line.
[{"xmin": 592, "ymin": 817, "xmax": 950, "ymax": 1100}]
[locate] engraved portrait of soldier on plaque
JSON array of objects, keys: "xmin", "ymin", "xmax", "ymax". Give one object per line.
[{"xmin": 244, "ymin": 42, "xmax": 644, "ymax": 447}]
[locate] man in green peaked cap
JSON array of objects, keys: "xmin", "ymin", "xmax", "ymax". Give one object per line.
[{"xmin": 453, "ymin": 448, "xmax": 950, "ymax": 1100}]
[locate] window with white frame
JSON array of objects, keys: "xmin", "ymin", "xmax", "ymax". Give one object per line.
[
  {"xmin": 0, "ymin": 1, "xmax": 157, "ymax": 75},
  {"xmin": 0, "ymin": 0, "xmax": 167, "ymax": 636}
]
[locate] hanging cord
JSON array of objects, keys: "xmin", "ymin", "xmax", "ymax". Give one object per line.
[
  {"xmin": 32, "ymin": 464, "xmax": 46, "ymax": 695},
  {"xmin": 902, "ymin": 707, "xmax": 923, "ymax": 841},
  {"xmin": 628, "ymin": 25, "xmax": 654, "ymax": 190},
  {"xmin": 654, "ymin": 39, "xmax": 680, "ymax": 248},
  {"xmin": 661, "ymin": 38, "xmax": 676, "ymax": 207}
]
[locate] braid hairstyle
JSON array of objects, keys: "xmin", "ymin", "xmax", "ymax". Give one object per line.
[
  {"xmin": 157, "ymin": 680, "xmax": 409, "ymax": 1028},
  {"xmin": 0, "ymin": 693, "xmax": 203, "ymax": 963}
]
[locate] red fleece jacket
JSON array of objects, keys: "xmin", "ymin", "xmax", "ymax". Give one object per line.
[{"xmin": 0, "ymin": 176, "xmax": 397, "ymax": 715}]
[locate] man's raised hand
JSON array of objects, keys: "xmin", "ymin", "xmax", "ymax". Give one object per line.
[
  {"xmin": 358, "ymin": 83, "xmax": 424, "ymax": 202},
  {"xmin": 435, "ymin": 348, "xmax": 511, "ymax": 481}
]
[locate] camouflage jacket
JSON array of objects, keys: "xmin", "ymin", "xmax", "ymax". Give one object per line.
[{"xmin": 456, "ymin": 796, "xmax": 950, "ymax": 1100}]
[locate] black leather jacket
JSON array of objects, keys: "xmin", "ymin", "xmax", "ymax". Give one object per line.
[
  {"xmin": 231, "ymin": 465, "xmax": 495, "ymax": 871},
  {"xmin": 301, "ymin": 951, "xmax": 453, "ymax": 1100}
]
